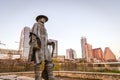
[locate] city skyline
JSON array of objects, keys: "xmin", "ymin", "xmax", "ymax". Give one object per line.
[
  {"xmin": 81, "ymin": 37, "xmax": 116, "ymax": 62},
  {"xmin": 0, "ymin": 0, "xmax": 120, "ymax": 58}
]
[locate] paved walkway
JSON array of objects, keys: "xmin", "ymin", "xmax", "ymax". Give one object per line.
[{"xmin": 0, "ymin": 75, "xmax": 34, "ymax": 80}]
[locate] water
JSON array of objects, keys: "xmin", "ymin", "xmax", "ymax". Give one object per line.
[
  {"xmin": 0, "ymin": 75, "xmax": 101, "ymax": 80},
  {"xmin": 57, "ymin": 77, "xmax": 79, "ymax": 80},
  {"xmin": 57, "ymin": 77, "xmax": 101, "ymax": 80}
]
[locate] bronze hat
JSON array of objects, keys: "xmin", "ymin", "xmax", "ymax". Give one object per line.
[{"xmin": 36, "ymin": 15, "xmax": 48, "ymax": 22}]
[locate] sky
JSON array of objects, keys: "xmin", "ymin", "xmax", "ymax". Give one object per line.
[{"xmin": 0, "ymin": 0, "xmax": 120, "ymax": 58}]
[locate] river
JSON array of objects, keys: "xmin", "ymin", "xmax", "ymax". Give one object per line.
[{"xmin": 56, "ymin": 77, "xmax": 101, "ymax": 80}]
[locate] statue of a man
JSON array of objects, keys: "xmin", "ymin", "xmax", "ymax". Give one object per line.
[{"xmin": 28, "ymin": 15, "xmax": 57, "ymax": 80}]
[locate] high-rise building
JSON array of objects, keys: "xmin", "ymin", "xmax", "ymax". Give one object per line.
[
  {"xmin": 104, "ymin": 47, "xmax": 116, "ymax": 62},
  {"xmin": 92, "ymin": 48, "xmax": 104, "ymax": 62},
  {"xmin": 81, "ymin": 37, "xmax": 87, "ymax": 58},
  {"xmin": 85, "ymin": 43, "xmax": 93, "ymax": 62},
  {"xmin": 19, "ymin": 27, "xmax": 30, "ymax": 59},
  {"xmin": 48, "ymin": 39, "xmax": 58, "ymax": 57},
  {"xmin": 66, "ymin": 48, "xmax": 77, "ymax": 60},
  {"xmin": 81, "ymin": 37, "xmax": 93, "ymax": 61}
]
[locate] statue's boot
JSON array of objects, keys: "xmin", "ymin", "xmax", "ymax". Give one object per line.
[
  {"xmin": 45, "ymin": 61, "xmax": 57, "ymax": 80},
  {"xmin": 41, "ymin": 67, "xmax": 48, "ymax": 80},
  {"xmin": 34, "ymin": 64, "xmax": 42, "ymax": 80}
]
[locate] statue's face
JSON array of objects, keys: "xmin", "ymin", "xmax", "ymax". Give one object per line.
[{"xmin": 38, "ymin": 18, "xmax": 46, "ymax": 23}]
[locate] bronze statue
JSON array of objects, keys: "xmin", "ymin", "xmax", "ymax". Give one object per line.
[{"xmin": 28, "ymin": 15, "xmax": 57, "ymax": 80}]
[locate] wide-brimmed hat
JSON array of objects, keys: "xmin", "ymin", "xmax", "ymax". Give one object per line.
[{"xmin": 36, "ymin": 15, "xmax": 48, "ymax": 22}]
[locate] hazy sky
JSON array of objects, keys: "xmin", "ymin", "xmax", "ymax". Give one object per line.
[{"xmin": 0, "ymin": 0, "xmax": 120, "ymax": 58}]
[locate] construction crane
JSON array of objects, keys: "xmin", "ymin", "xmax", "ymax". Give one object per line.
[{"xmin": 0, "ymin": 41, "xmax": 6, "ymax": 46}]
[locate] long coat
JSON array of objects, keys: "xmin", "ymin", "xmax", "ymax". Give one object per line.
[{"xmin": 28, "ymin": 22, "xmax": 52, "ymax": 63}]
